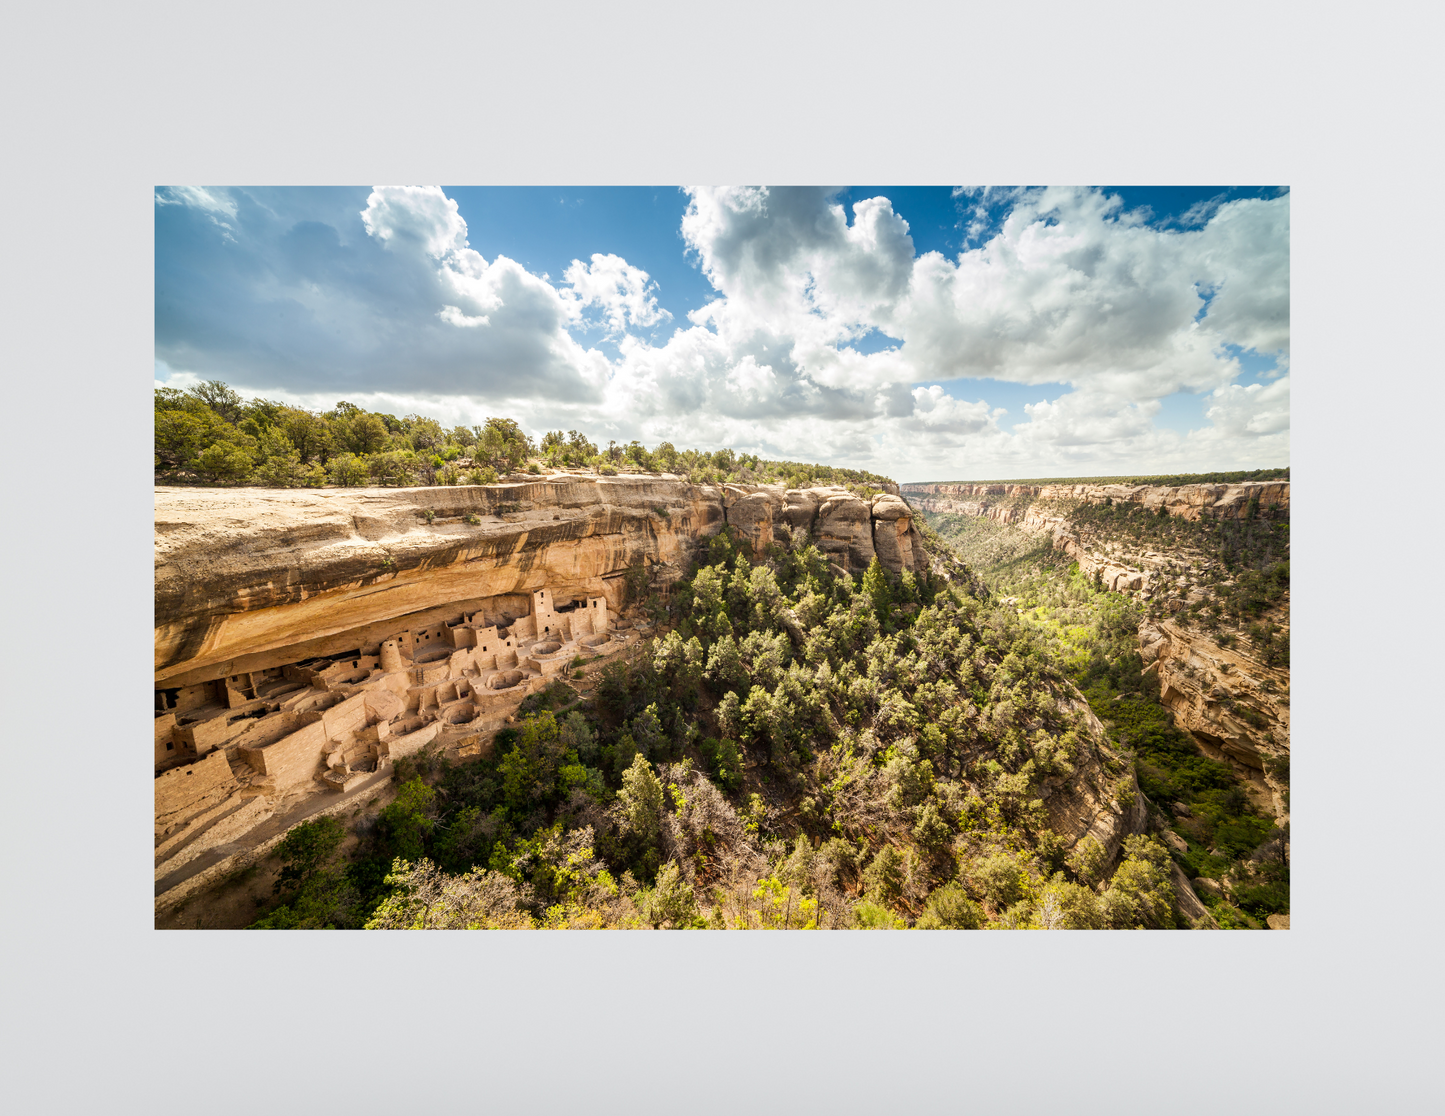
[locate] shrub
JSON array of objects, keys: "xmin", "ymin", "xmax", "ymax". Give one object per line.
[
  {"xmin": 851, "ymin": 899, "xmax": 905, "ymax": 929},
  {"xmin": 911, "ymin": 802, "xmax": 952, "ymax": 855},
  {"xmin": 421, "ymin": 509, "xmax": 436, "ymax": 524},
  {"xmin": 617, "ymin": 754, "xmax": 664, "ymax": 843},
  {"xmin": 1100, "ymin": 835, "xmax": 1174, "ymax": 928},
  {"xmin": 1233, "ymin": 880, "xmax": 1289, "ymax": 919},
  {"xmin": 327, "ymin": 452, "xmax": 369, "ymax": 487},
  {"xmin": 862, "ymin": 845, "xmax": 904, "ymax": 904},
  {"xmin": 699, "ymin": 736, "xmax": 744, "ymax": 793},
  {"xmin": 377, "ymin": 778, "xmax": 437, "ymax": 863},
  {"xmin": 915, "ymin": 882, "xmax": 982, "ymax": 929},
  {"xmin": 1066, "ymin": 835, "xmax": 1108, "ymax": 885},
  {"xmin": 272, "ymin": 816, "xmax": 346, "ymax": 891},
  {"xmin": 636, "ymin": 862, "xmax": 700, "ymax": 928},
  {"xmin": 1035, "ymin": 875, "xmax": 1104, "ymax": 929},
  {"xmin": 558, "ymin": 711, "xmax": 598, "ymax": 764},
  {"xmin": 970, "ymin": 850, "xmax": 1029, "ymax": 909},
  {"xmin": 194, "ymin": 441, "xmax": 255, "ymax": 484}
]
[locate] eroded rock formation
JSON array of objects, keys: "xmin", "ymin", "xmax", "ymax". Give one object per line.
[
  {"xmin": 903, "ymin": 480, "xmax": 1289, "ymax": 523},
  {"xmin": 901, "ymin": 480, "xmax": 1288, "ymax": 600}
]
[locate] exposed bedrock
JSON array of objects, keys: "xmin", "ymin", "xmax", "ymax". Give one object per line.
[
  {"xmin": 155, "ymin": 475, "xmax": 930, "ymax": 688},
  {"xmin": 901, "ymin": 480, "xmax": 1291, "ymax": 821},
  {"xmin": 1139, "ymin": 619, "xmax": 1291, "ymax": 819}
]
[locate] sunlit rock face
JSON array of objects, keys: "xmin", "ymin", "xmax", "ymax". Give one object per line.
[
  {"xmin": 902, "ymin": 481, "xmax": 1289, "ymax": 523},
  {"xmin": 156, "ymin": 476, "xmax": 931, "ymax": 689}
]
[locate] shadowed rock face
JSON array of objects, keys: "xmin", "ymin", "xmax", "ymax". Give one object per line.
[{"xmin": 155, "ymin": 475, "xmax": 931, "ymax": 688}]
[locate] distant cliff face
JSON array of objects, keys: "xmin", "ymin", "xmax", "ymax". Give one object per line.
[
  {"xmin": 903, "ymin": 480, "xmax": 1289, "ymax": 523},
  {"xmin": 155, "ymin": 475, "xmax": 930, "ymax": 688},
  {"xmin": 901, "ymin": 480, "xmax": 1289, "ymax": 596}
]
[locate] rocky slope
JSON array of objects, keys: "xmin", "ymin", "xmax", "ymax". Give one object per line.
[{"xmin": 156, "ymin": 474, "xmax": 929, "ymax": 689}]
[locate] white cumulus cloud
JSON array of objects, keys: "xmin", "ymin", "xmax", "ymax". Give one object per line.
[{"xmin": 563, "ymin": 253, "xmax": 670, "ymax": 334}]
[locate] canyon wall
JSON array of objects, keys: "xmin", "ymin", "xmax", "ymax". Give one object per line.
[
  {"xmin": 156, "ymin": 474, "xmax": 929, "ymax": 690},
  {"xmin": 1139, "ymin": 619, "xmax": 1291, "ymax": 818},
  {"xmin": 902, "ymin": 480, "xmax": 1289, "ymax": 596},
  {"xmin": 152, "ymin": 474, "xmax": 933, "ymax": 913},
  {"xmin": 902, "ymin": 480, "xmax": 1289, "ymax": 524}
]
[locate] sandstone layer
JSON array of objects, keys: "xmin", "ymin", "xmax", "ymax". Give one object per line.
[
  {"xmin": 903, "ymin": 479, "xmax": 1291, "ymax": 821},
  {"xmin": 157, "ymin": 475, "xmax": 929, "ymax": 689},
  {"xmin": 901, "ymin": 480, "xmax": 1288, "ymax": 598}
]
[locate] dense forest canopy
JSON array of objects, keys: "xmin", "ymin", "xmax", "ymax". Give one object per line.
[{"xmin": 155, "ymin": 379, "xmax": 894, "ymax": 492}]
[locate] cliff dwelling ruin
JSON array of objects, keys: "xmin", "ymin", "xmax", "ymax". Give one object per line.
[{"xmin": 155, "ymin": 588, "xmax": 630, "ymax": 792}]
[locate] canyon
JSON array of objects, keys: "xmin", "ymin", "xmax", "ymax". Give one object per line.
[{"xmin": 902, "ymin": 479, "xmax": 1291, "ymax": 821}]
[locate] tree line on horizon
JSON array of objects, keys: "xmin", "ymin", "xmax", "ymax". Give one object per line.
[{"xmin": 154, "ymin": 379, "xmax": 895, "ymax": 493}]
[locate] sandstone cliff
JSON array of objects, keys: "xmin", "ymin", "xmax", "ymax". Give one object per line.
[
  {"xmin": 1139, "ymin": 617, "xmax": 1291, "ymax": 818},
  {"xmin": 901, "ymin": 480, "xmax": 1288, "ymax": 597},
  {"xmin": 903, "ymin": 480, "xmax": 1289, "ymax": 523},
  {"xmin": 156, "ymin": 475, "xmax": 930, "ymax": 690},
  {"xmin": 152, "ymin": 474, "xmax": 935, "ymax": 913}
]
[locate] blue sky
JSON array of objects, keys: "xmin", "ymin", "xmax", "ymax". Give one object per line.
[{"xmin": 155, "ymin": 184, "xmax": 1289, "ymax": 482}]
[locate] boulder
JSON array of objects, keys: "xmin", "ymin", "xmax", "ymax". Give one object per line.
[
  {"xmin": 1171, "ymin": 863, "xmax": 1217, "ymax": 928},
  {"xmin": 1192, "ymin": 877, "xmax": 1225, "ymax": 900},
  {"xmin": 1267, "ymin": 913, "xmax": 1290, "ymax": 930},
  {"xmin": 1163, "ymin": 830, "xmax": 1189, "ymax": 855}
]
